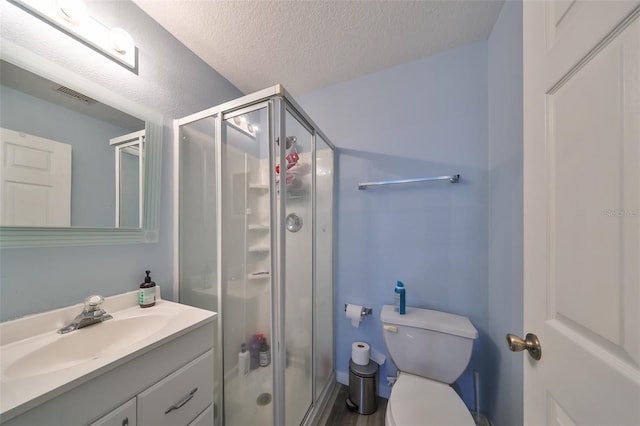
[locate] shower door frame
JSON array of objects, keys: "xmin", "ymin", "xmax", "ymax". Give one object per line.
[{"xmin": 173, "ymin": 84, "xmax": 337, "ymax": 426}]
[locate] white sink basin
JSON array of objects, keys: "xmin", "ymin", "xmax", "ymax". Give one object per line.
[
  {"xmin": 3, "ymin": 314, "xmax": 169, "ymax": 380},
  {"xmin": 0, "ymin": 291, "xmax": 216, "ymax": 419}
]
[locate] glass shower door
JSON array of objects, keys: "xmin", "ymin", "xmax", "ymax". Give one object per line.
[
  {"xmin": 314, "ymin": 135, "xmax": 334, "ymax": 401},
  {"xmin": 221, "ymin": 105, "xmax": 274, "ymax": 426},
  {"xmin": 177, "ymin": 115, "xmax": 220, "ymax": 421},
  {"xmin": 282, "ymin": 108, "xmax": 314, "ymax": 424}
]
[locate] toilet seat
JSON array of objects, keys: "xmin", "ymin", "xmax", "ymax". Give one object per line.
[{"xmin": 386, "ymin": 373, "xmax": 475, "ymax": 426}]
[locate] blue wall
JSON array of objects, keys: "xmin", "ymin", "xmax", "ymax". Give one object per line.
[
  {"xmin": 298, "ymin": 41, "xmax": 490, "ymax": 408},
  {"xmin": 0, "ymin": 0, "xmax": 241, "ymax": 321},
  {"xmin": 487, "ymin": 1, "xmax": 524, "ymax": 424}
]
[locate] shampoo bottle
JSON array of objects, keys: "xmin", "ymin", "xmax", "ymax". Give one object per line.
[
  {"xmin": 394, "ymin": 281, "xmax": 406, "ymax": 314},
  {"xmin": 250, "ymin": 335, "xmax": 260, "ymax": 370},
  {"xmin": 238, "ymin": 343, "xmax": 250, "ymax": 376},
  {"xmin": 139, "ymin": 270, "xmax": 156, "ymax": 308}
]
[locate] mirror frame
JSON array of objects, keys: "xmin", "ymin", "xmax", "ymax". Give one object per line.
[{"xmin": 0, "ymin": 39, "xmax": 163, "ymax": 248}]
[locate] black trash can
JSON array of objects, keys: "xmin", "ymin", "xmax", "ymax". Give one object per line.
[{"xmin": 347, "ymin": 359, "xmax": 378, "ymax": 415}]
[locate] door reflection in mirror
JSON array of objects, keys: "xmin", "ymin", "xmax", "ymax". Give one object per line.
[
  {"xmin": 110, "ymin": 131, "xmax": 145, "ymax": 228},
  {"xmin": 0, "ymin": 128, "xmax": 72, "ymax": 226}
]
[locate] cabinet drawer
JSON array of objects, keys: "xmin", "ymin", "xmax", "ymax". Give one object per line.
[{"xmin": 137, "ymin": 350, "xmax": 213, "ymax": 426}]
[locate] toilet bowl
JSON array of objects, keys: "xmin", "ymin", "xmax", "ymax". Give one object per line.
[
  {"xmin": 381, "ymin": 305, "xmax": 478, "ymax": 426},
  {"xmin": 385, "ymin": 373, "xmax": 475, "ymax": 426}
]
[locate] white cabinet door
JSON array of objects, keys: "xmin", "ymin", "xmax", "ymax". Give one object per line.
[
  {"xmin": 523, "ymin": 1, "xmax": 640, "ymax": 424},
  {"xmin": 0, "ymin": 128, "xmax": 71, "ymax": 226},
  {"xmin": 90, "ymin": 398, "xmax": 137, "ymax": 426}
]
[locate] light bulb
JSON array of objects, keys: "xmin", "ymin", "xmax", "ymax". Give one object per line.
[
  {"xmin": 58, "ymin": 0, "xmax": 88, "ymax": 24},
  {"xmin": 110, "ymin": 28, "xmax": 134, "ymax": 54}
]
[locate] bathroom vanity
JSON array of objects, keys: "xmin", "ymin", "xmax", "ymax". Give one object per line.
[{"xmin": 0, "ymin": 292, "xmax": 216, "ymax": 426}]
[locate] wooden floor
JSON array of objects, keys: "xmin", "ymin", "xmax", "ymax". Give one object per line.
[{"xmin": 320, "ymin": 384, "xmax": 388, "ymax": 426}]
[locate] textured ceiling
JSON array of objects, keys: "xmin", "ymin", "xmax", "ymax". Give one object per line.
[{"xmin": 133, "ymin": 0, "xmax": 504, "ymax": 95}]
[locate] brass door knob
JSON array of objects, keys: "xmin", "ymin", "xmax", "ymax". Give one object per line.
[{"xmin": 506, "ymin": 333, "xmax": 542, "ymax": 360}]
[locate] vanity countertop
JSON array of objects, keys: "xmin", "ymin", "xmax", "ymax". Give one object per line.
[{"xmin": 0, "ymin": 291, "xmax": 216, "ymax": 419}]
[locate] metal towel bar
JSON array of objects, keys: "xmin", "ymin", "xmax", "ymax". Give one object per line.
[{"xmin": 358, "ymin": 174, "xmax": 460, "ymax": 190}]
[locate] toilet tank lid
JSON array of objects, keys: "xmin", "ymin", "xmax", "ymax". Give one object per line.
[{"xmin": 381, "ymin": 305, "xmax": 478, "ymax": 339}]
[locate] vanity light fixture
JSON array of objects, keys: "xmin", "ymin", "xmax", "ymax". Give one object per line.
[{"xmin": 10, "ymin": 0, "xmax": 137, "ymax": 70}]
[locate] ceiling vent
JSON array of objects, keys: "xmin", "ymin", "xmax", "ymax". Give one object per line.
[{"xmin": 53, "ymin": 84, "xmax": 96, "ymax": 104}]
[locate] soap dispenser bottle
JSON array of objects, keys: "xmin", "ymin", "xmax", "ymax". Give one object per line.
[
  {"xmin": 394, "ymin": 281, "xmax": 406, "ymax": 314},
  {"xmin": 238, "ymin": 343, "xmax": 250, "ymax": 377},
  {"xmin": 139, "ymin": 270, "xmax": 157, "ymax": 308}
]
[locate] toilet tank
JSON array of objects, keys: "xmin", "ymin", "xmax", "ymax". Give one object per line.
[{"xmin": 381, "ymin": 305, "xmax": 478, "ymax": 384}]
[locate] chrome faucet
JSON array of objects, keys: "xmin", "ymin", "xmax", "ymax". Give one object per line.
[{"xmin": 58, "ymin": 295, "xmax": 113, "ymax": 334}]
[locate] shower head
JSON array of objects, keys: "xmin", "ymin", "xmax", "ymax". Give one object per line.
[{"xmin": 276, "ymin": 136, "xmax": 297, "ymax": 150}]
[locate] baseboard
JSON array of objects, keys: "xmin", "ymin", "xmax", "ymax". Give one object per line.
[
  {"xmin": 306, "ymin": 375, "xmax": 340, "ymax": 426},
  {"xmin": 336, "ymin": 369, "xmax": 349, "ymax": 386}
]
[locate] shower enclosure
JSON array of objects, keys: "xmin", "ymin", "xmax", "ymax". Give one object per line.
[{"xmin": 174, "ymin": 85, "xmax": 335, "ymax": 425}]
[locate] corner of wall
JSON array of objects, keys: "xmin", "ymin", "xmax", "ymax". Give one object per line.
[{"xmin": 487, "ymin": 0, "xmax": 524, "ymax": 425}]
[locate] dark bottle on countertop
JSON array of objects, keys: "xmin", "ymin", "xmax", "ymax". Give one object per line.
[{"xmin": 139, "ymin": 270, "xmax": 156, "ymax": 308}]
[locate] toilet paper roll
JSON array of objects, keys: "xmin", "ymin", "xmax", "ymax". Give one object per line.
[
  {"xmin": 352, "ymin": 341, "xmax": 371, "ymax": 366},
  {"xmin": 345, "ymin": 303, "xmax": 363, "ymax": 328}
]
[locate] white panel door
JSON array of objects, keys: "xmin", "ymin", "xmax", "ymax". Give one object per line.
[
  {"xmin": 523, "ymin": 1, "xmax": 640, "ymax": 424},
  {"xmin": 0, "ymin": 128, "xmax": 72, "ymax": 226}
]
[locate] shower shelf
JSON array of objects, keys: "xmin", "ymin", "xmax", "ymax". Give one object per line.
[
  {"xmin": 248, "ymin": 224, "xmax": 270, "ymax": 231},
  {"xmin": 248, "ymin": 245, "xmax": 270, "ymax": 253},
  {"xmin": 248, "ymin": 183, "xmax": 269, "ymax": 190},
  {"xmin": 248, "ymin": 272, "xmax": 270, "ymax": 280}
]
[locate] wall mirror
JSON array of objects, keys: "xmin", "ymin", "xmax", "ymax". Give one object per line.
[{"xmin": 0, "ymin": 41, "xmax": 162, "ymax": 248}]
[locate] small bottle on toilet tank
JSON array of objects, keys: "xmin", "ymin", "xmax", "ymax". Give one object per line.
[{"xmin": 394, "ymin": 281, "xmax": 406, "ymax": 314}]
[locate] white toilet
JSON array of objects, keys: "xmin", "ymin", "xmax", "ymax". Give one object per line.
[{"xmin": 381, "ymin": 305, "xmax": 478, "ymax": 426}]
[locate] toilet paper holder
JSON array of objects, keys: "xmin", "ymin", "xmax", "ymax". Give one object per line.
[{"xmin": 344, "ymin": 304, "xmax": 372, "ymax": 317}]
